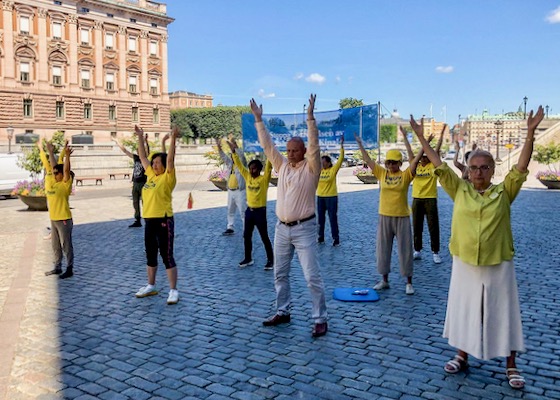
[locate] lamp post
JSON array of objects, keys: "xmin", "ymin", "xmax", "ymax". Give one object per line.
[
  {"xmin": 523, "ymin": 96, "xmax": 528, "ymax": 119},
  {"xmin": 494, "ymin": 120, "xmax": 503, "ymax": 162},
  {"xmin": 7, "ymin": 126, "xmax": 14, "ymax": 154},
  {"xmin": 545, "ymin": 105, "xmax": 549, "ymax": 119}
]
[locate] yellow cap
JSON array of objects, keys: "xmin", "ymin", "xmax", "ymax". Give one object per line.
[{"xmin": 386, "ymin": 149, "xmax": 402, "ymax": 161}]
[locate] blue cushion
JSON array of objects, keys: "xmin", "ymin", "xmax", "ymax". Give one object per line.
[{"xmin": 332, "ymin": 287, "xmax": 380, "ymax": 302}]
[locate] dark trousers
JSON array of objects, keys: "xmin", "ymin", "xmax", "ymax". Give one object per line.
[
  {"xmin": 317, "ymin": 196, "xmax": 339, "ymax": 241},
  {"xmin": 412, "ymin": 197, "xmax": 440, "ymax": 253},
  {"xmin": 244, "ymin": 207, "xmax": 273, "ymax": 262},
  {"xmin": 132, "ymin": 181, "xmax": 144, "ymax": 222},
  {"xmin": 144, "ymin": 217, "xmax": 176, "ymax": 269}
]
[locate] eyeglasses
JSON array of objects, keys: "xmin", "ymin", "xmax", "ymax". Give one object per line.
[{"xmin": 468, "ymin": 165, "xmax": 492, "ymax": 172}]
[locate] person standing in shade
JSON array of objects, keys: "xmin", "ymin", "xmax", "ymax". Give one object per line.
[
  {"xmin": 317, "ymin": 136, "xmax": 345, "ymax": 246},
  {"xmin": 401, "ymin": 125, "xmax": 445, "ymax": 264},
  {"xmin": 251, "ymin": 94, "xmax": 328, "ymax": 338},
  {"xmin": 227, "ymin": 140, "xmax": 274, "ymax": 270},
  {"xmin": 41, "ymin": 139, "xmax": 74, "ymax": 279},
  {"xmin": 134, "ymin": 125, "xmax": 180, "ymax": 305},
  {"xmin": 356, "ymin": 134, "xmax": 422, "ymax": 295},
  {"xmin": 112, "ymin": 134, "xmax": 150, "ymax": 228},
  {"xmin": 410, "ymin": 107, "xmax": 544, "ymax": 390},
  {"xmin": 217, "ymin": 136, "xmax": 247, "ymax": 236}
]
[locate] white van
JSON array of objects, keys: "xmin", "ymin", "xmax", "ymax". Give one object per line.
[{"xmin": 0, "ymin": 153, "xmax": 32, "ymax": 197}]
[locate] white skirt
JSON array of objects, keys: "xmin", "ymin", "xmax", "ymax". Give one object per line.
[{"xmin": 443, "ymin": 256, "xmax": 525, "ymax": 360}]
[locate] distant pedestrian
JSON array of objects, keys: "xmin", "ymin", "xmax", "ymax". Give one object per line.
[
  {"xmin": 411, "ymin": 107, "xmax": 545, "ymax": 390},
  {"xmin": 217, "ymin": 136, "xmax": 247, "ymax": 236},
  {"xmin": 227, "ymin": 140, "xmax": 274, "ymax": 270},
  {"xmin": 401, "ymin": 125, "xmax": 445, "ymax": 264},
  {"xmin": 252, "ymin": 94, "xmax": 328, "ymax": 338},
  {"xmin": 134, "ymin": 125, "xmax": 180, "ymax": 305},
  {"xmin": 41, "ymin": 139, "xmax": 74, "ymax": 279},
  {"xmin": 112, "ymin": 134, "xmax": 150, "ymax": 228},
  {"xmin": 317, "ymin": 137, "xmax": 344, "ymax": 247},
  {"xmin": 453, "ymin": 141, "xmax": 477, "ymax": 180},
  {"xmin": 355, "ymin": 133, "xmax": 422, "ymax": 295}
]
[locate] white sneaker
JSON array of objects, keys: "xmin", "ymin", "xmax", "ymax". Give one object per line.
[
  {"xmin": 136, "ymin": 284, "xmax": 158, "ymax": 298},
  {"xmin": 433, "ymin": 253, "xmax": 442, "ymax": 264},
  {"xmin": 167, "ymin": 289, "xmax": 179, "ymax": 305},
  {"xmin": 373, "ymin": 281, "xmax": 390, "ymax": 290},
  {"xmin": 406, "ymin": 283, "xmax": 415, "ymax": 295},
  {"xmin": 413, "ymin": 251, "xmax": 422, "ymax": 260}
]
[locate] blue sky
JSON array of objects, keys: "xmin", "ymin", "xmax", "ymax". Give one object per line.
[{"xmin": 165, "ymin": 0, "xmax": 560, "ymax": 121}]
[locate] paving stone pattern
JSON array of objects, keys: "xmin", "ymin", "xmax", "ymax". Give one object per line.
[{"xmin": 0, "ymin": 183, "xmax": 559, "ymax": 400}]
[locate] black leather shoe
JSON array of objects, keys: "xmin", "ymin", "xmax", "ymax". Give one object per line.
[
  {"xmin": 59, "ymin": 269, "xmax": 73, "ymax": 279},
  {"xmin": 45, "ymin": 268, "xmax": 62, "ymax": 276},
  {"xmin": 129, "ymin": 221, "xmax": 142, "ymax": 228},
  {"xmin": 312, "ymin": 322, "xmax": 328, "ymax": 337},
  {"xmin": 262, "ymin": 314, "xmax": 291, "ymax": 326}
]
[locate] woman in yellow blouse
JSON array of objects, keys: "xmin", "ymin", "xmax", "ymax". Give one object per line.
[
  {"xmin": 134, "ymin": 125, "xmax": 180, "ymax": 305},
  {"xmin": 317, "ymin": 136, "xmax": 344, "ymax": 246},
  {"xmin": 411, "ymin": 107, "xmax": 544, "ymax": 390}
]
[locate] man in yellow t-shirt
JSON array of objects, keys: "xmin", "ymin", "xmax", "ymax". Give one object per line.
[
  {"xmin": 41, "ymin": 140, "xmax": 74, "ymax": 279},
  {"xmin": 316, "ymin": 137, "xmax": 345, "ymax": 246},
  {"xmin": 217, "ymin": 136, "xmax": 247, "ymax": 236},
  {"xmin": 229, "ymin": 140, "xmax": 274, "ymax": 270},
  {"xmin": 356, "ymin": 133, "xmax": 423, "ymax": 295}
]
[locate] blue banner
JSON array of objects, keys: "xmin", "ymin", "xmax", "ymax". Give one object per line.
[{"xmin": 242, "ymin": 104, "xmax": 378, "ymax": 152}]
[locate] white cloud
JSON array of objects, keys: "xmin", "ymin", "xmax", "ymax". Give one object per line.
[
  {"xmin": 293, "ymin": 72, "xmax": 304, "ymax": 80},
  {"xmin": 435, "ymin": 66, "xmax": 454, "ymax": 73},
  {"xmin": 257, "ymin": 89, "xmax": 276, "ymax": 99},
  {"xmin": 545, "ymin": 6, "xmax": 560, "ymax": 23},
  {"xmin": 305, "ymin": 73, "xmax": 326, "ymax": 84},
  {"xmin": 335, "ymin": 76, "xmax": 341, "ymax": 84}
]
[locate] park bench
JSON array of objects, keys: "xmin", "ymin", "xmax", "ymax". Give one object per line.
[
  {"xmin": 75, "ymin": 177, "xmax": 103, "ymax": 186},
  {"xmin": 109, "ymin": 172, "xmax": 131, "ymax": 180}
]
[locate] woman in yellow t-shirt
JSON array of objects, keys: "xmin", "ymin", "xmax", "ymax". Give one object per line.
[
  {"xmin": 356, "ymin": 133, "xmax": 423, "ymax": 295},
  {"xmin": 134, "ymin": 125, "xmax": 180, "ymax": 305},
  {"xmin": 411, "ymin": 107, "xmax": 544, "ymax": 390},
  {"xmin": 317, "ymin": 137, "xmax": 344, "ymax": 247}
]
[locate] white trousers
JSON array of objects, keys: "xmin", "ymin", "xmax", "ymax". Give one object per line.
[{"xmin": 227, "ymin": 189, "xmax": 246, "ymax": 230}]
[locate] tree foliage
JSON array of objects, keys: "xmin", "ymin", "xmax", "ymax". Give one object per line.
[
  {"xmin": 380, "ymin": 124, "xmax": 397, "ymax": 143},
  {"xmin": 339, "ymin": 98, "xmax": 364, "ymax": 109},
  {"xmin": 171, "ymin": 106, "xmax": 251, "ymax": 142},
  {"xmin": 534, "ymin": 142, "xmax": 560, "ymax": 171},
  {"xmin": 17, "ymin": 131, "xmax": 65, "ymax": 176}
]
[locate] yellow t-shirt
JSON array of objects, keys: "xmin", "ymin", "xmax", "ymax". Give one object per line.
[
  {"xmin": 434, "ymin": 163, "xmax": 527, "ymax": 266},
  {"xmin": 373, "ymin": 164, "xmax": 414, "ymax": 217},
  {"xmin": 412, "ymin": 162, "xmax": 437, "ymax": 199},
  {"xmin": 233, "ymin": 154, "xmax": 271, "ymax": 208},
  {"xmin": 45, "ymin": 175, "xmax": 72, "ymax": 221},
  {"xmin": 228, "ymin": 167, "xmax": 239, "ymax": 190},
  {"xmin": 317, "ymin": 148, "xmax": 344, "ymax": 197},
  {"xmin": 142, "ymin": 166, "xmax": 176, "ymax": 218}
]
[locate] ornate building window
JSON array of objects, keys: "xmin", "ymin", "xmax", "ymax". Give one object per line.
[
  {"xmin": 106, "ymin": 73, "xmax": 115, "ymax": 91},
  {"xmin": 56, "ymin": 101, "xmax": 65, "ymax": 119},
  {"xmin": 84, "ymin": 103, "xmax": 92, "ymax": 119},
  {"xmin": 128, "ymin": 36, "xmax": 137, "ymax": 53},
  {"xmin": 153, "ymin": 108, "xmax": 159, "ymax": 124},
  {"xmin": 150, "ymin": 78, "xmax": 158, "ymax": 95},
  {"xmin": 20, "ymin": 62, "xmax": 30, "ymax": 82},
  {"xmin": 81, "ymin": 70, "xmax": 91, "ymax": 88},
  {"xmin": 52, "ymin": 66, "xmax": 62, "ymax": 85},
  {"xmin": 20, "ymin": 16, "xmax": 30, "ymax": 35},
  {"xmin": 128, "ymin": 76, "xmax": 137, "ymax": 93},
  {"xmin": 52, "ymin": 22, "xmax": 62, "ymax": 40},
  {"xmin": 149, "ymin": 40, "xmax": 158, "ymax": 56},
  {"xmin": 132, "ymin": 106, "xmax": 139, "ymax": 122},
  {"xmin": 109, "ymin": 105, "xmax": 117, "ymax": 121},
  {"xmin": 23, "ymin": 99, "xmax": 33, "ymax": 117},
  {"xmin": 105, "ymin": 33, "xmax": 114, "ymax": 50},
  {"xmin": 80, "ymin": 28, "xmax": 90, "ymax": 45}
]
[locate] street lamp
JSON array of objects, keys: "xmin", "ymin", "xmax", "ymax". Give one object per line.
[
  {"xmin": 523, "ymin": 96, "xmax": 528, "ymax": 119},
  {"xmin": 494, "ymin": 120, "xmax": 503, "ymax": 162},
  {"xmin": 7, "ymin": 126, "xmax": 14, "ymax": 154}
]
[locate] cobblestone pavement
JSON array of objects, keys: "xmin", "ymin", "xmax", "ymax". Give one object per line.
[{"xmin": 0, "ymin": 169, "xmax": 559, "ymax": 400}]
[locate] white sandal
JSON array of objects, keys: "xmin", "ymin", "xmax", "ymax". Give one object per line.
[
  {"xmin": 444, "ymin": 355, "xmax": 468, "ymax": 374},
  {"xmin": 506, "ymin": 368, "xmax": 525, "ymax": 389}
]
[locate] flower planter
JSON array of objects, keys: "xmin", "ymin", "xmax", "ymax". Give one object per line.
[
  {"xmin": 18, "ymin": 195, "xmax": 48, "ymax": 211},
  {"xmin": 270, "ymin": 177, "xmax": 278, "ymax": 186},
  {"xmin": 210, "ymin": 179, "xmax": 228, "ymax": 191},
  {"xmin": 538, "ymin": 179, "xmax": 560, "ymax": 190},
  {"xmin": 356, "ymin": 175, "xmax": 378, "ymax": 184}
]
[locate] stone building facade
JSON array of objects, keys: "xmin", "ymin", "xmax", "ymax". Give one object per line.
[
  {"xmin": 169, "ymin": 90, "xmax": 213, "ymax": 110},
  {"xmin": 0, "ymin": 0, "xmax": 173, "ymax": 145}
]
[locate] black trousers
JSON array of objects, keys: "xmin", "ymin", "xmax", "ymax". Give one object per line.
[
  {"xmin": 412, "ymin": 197, "xmax": 440, "ymax": 253},
  {"xmin": 317, "ymin": 196, "xmax": 339, "ymax": 241},
  {"xmin": 244, "ymin": 207, "xmax": 273, "ymax": 262}
]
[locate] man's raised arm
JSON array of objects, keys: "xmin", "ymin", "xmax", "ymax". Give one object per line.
[
  {"xmin": 250, "ymin": 98, "xmax": 285, "ymax": 172},
  {"xmin": 306, "ymin": 94, "xmax": 321, "ymax": 175}
]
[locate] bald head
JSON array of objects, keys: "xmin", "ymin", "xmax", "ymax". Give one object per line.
[{"xmin": 287, "ymin": 137, "xmax": 306, "ymax": 165}]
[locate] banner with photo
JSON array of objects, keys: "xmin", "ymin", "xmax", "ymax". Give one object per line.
[{"xmin": 241, "ymin": 104, "xmax": 378, "ymax": 153}]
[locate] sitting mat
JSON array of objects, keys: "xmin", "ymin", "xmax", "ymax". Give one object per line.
[{"xmin": 333, "ymin": 287, "xmax": 380, "ymax": 302}]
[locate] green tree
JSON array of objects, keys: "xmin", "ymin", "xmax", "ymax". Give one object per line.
[
  {"xmin": 339, "ymin": 98, "xmax": 364, "ymax": 109},
  {"xmin": 17, "ymin": 131, "xmax": 65, "ymax": 176},
  {"xmin": 533, "ymin": 142, "xmax": 560, "ymax": 171},
  {"xmin": 380, "ymin": 124, "xmax": 397, "ymax": 143}
]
